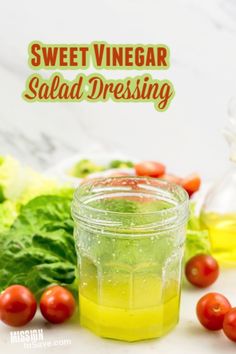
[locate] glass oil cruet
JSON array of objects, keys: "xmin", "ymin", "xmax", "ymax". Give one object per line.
[{"xmin": 200, "ymin": 98, "xmax": 236, "ymax": 266}]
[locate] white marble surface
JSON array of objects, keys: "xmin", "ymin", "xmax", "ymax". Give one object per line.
[{"xmin": 0, "ymin": 0, "xmax": 236, "ymax": 178}]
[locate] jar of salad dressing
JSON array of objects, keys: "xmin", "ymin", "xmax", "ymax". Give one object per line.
[{"xmin": 72, "ymin": 177, "xmax": 189, "ymax": 341}]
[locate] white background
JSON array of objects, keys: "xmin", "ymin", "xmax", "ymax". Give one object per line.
[{"xmin": 0, "ymin": 0, "xmax": 236, "ymax": 179}]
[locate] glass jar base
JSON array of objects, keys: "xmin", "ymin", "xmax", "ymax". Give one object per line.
[{"xmin": 79, "ymin": 294, "xmax": 179, "ymax": 342}]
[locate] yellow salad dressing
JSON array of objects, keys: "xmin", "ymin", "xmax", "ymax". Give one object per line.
[{"xmin": 79, "ymin": 272, "xmax": 180, "ymax": 342}]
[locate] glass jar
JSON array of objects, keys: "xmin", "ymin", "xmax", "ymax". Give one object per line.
[
  {"xmin": 72, "ymin": 177, "xmax": 189, "ymax": 342},
  {"xmin": 201, "ymin": 98, "xmax": 236, "ymax": 266}
]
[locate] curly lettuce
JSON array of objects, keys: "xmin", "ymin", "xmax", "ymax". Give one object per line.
[{"xmin": 0, "ymin": 155, "xmax": 73, "ymax": 231}]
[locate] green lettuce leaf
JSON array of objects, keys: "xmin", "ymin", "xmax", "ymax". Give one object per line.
[
  {"xmin": 0, "ymin": 195, "xmax": 77, "ymax": 299},
  {"xmin": 0, "ymin": 155, "xmax": 24, "ymax": 201},
  {"xmin": 0, "ymin": 201, "xmax": 18, "ymax": 233},
  {"xmin": 184, "ymin": 203, "xmax": 211, "ymax": 262},
  {"xmin": 0, "ymin": 155, "xmax": 73, "ymax": 233}
]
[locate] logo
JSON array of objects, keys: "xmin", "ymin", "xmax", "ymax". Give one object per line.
[{"xmin": 10, "ymin": 329, "xmax": 71, "ymax": 350}]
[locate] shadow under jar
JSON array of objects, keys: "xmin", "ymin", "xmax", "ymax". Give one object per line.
[{"xmin": 72, "ymin": 177, "xmax": 189, "ymax": 342}]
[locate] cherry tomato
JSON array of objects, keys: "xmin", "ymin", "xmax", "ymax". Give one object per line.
[
  {"xmin": 40, "ymin": 285, "xmax": 76, "ymax": 324},
  {"xmin": 181, "ymin": 174, "xmax": 201, "ymax": 197},
  {"xmin": 223, "ymin": 308, "xmax": 236, "ymax": 342},
  {"xmin": 185, "ymin": 254, "xmax": 219, "ymax": 288},
  {"xmin": 197, "ymin": 292, "xmax": 231, "ymax": 330},
  {"xmin": 135, "ymin": 161, "xmax": 166, "ymax": 178},
  {"xmin": 108, "ymin": 172, "xmax": 131, "ymax": 177},
  {"xmin": 92, "ymin": 177, "xmax": 150, "ymax": 191},
  {"xmin": 162, "ymin": 174, "xmax": 182, "ymax": 185},
  {"xmin": 0, "ymin": 285, "xmax": 37, "ymax": 327}
]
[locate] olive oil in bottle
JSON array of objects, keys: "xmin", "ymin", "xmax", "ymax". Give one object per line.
[{"xmin": 201, "ymin": 99, "xmax": 236, "ymax": 266}]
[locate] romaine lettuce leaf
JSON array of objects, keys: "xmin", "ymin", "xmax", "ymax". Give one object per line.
[
  {"xmin": 185, "ymin": 203, "xmax": 211, "ymax": 262},
  {"xmin": 0, "ymin": 201, "xmax": 18, "ymax": 233},
  {"xmin": 0, "ymin": 195, "xmax": 77, "ymax": 299},
  {"xmin": 0, "ymin": 155, "xmax": 73, "ymax": 233},
  {"xmin": 0, "ymin": 155, "xmax": 25, "ymax": 201}
]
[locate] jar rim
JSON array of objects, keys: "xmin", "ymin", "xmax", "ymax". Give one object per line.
[{"xmin": 72, "ymin": 177, "xmax": 189, "ymax": 233}]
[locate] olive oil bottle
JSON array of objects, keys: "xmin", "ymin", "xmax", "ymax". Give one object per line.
[{"xmin": 201, "ymin": 99, "xmax": 236, "ymax": 266}]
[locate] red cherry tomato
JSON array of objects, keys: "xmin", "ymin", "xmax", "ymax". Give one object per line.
[
  {"xmin": 135, "ymin": 161, "xmax": 166, "ymax": 178},
  {"xmin": 223, "ymin": 307, "xmax": 236, "ymax": 342},
  {"xmin": 0, "ymin": 285, "xmax": 37, "ymax": 327},
  {"xmin": 108, "ymin": 172, "xmax": 131, "ymax": 177},
  {"xmin": 181, "ymin": 174, "xmax": 201, "ymax": 197},
  {"xmin": 162, "ymin": 174, "xmax": 182, "ymax": 185},
  {"xmin": 40, "ymin": 285, "xmax": 76, "ymax": 324},
  {"xmin": 185, "ymin": 254, "xmax": 219, "ymax": 288},
  {"xmin": 197, "ymin": 292, "xmax": 231, "ymax": 330}
]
